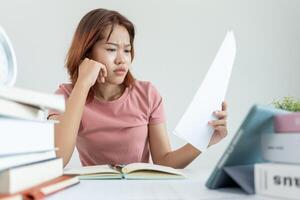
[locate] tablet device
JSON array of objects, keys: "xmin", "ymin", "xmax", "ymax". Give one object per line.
[{"xmin": 205, "ymin": 104, "xmax": 286, "ymax": 190}]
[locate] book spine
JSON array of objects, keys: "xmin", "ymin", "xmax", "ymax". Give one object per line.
[
  {"xmin": 255, "ymin": 163, "xmax": 300, "ymax": 199},
  {"xmin": 261, "ymin": 133, "xmax": 300, "ymax": 164}
]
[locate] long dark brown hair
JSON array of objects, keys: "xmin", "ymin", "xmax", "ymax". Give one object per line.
[{"xmin": 66, "ymin": 8, "xmax": 135, "ymax": 102}]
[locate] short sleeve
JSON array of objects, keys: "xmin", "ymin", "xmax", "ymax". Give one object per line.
[
  {"xmin": 47, "ymin": 84, "xmax": 72, "ymax": 119},
  {"xmin": 148, "ymin": 83, "xmax": 166, "ymax": 125}
]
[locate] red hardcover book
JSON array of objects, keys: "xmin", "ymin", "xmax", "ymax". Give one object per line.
[
  {"xmin": 0, "ymin": 175, "xmax": 79, "ymax": 200},
  {"xmin": 22, "ymin": 175, "xmax": 79, "ymax": 200}
]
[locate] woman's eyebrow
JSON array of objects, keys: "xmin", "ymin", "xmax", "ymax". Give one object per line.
[{"xmin": 106, "ymin": 42, "xmax": 131, "ymax": 47}]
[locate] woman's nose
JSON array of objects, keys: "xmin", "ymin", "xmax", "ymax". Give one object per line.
[{"xmin": 115, "ymin": 50, "xmax": 126, "ymax": 64}]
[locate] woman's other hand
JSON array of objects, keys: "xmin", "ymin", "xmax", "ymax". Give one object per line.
[{"xmin": 208, "ymin": 101, "xmax": 228, "ymax": 147}]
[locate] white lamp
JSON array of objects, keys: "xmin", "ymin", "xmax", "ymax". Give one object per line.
[{"xmin": 0, "ymin": 26, "xmax": 17, "ymax": 86}]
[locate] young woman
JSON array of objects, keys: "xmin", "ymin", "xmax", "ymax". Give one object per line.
[{"xmin": 48, "ymin": 8, "xmax": 228, "ymax": 168}]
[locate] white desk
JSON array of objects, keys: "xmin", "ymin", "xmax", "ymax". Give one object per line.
[{"xmin": 48, "ymin": 169, "xmax": 275, "ymax": 200}]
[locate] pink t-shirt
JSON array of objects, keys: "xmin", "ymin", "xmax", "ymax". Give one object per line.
[{"xmin": 48, "ymin": 80, "xmax": 165, "ymax": 166}]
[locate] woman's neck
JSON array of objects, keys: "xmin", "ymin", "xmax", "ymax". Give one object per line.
[{"xmin": 96, "ymin": 83, "xmax": 125, "ymax": 101}]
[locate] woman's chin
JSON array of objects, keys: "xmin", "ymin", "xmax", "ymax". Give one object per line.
[{"xmin": 106, "ymin": 77, "xmax": 125, "ymax": 85}]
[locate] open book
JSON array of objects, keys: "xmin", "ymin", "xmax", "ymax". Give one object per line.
[{"xmin": 64, "ymin": 163, "xmax": 185, "ymax": 180}]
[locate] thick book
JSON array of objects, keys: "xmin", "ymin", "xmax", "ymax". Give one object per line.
[
  {"xmin": 0, "ymin": 86, "xmax": 65, "ymax": 112},
  {"xmin": 64, "ymin": 163, "xmax": 185, "ymax": 180},
  {"xmin": 0, "ymin": 158, "xmax": 63, "ymax": 194},
  {"xmin": 0, "ymin": 118, "xmax": 54, "ymax": 155},
  {"xmin": 0, "ymin": 150, "xmax": 56, "ymax": 172},
  {"xmin": 255, "ymin": 163, "xmax": 300, "ymax": 199},
  {"xmin": 0, "ymin": 98, "xmax": 46, "ymax": 121},
  {"xmin": 261, "ymin": 133, "xmax": 300, "ymax": 164}
]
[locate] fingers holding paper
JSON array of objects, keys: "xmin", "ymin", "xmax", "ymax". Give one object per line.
[{"xmin": 208, "ymin": 101, "xmax": 228, "ymax": 146}]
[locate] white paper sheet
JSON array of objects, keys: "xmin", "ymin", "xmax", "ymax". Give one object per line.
[{"xmin": 173, "ymin": 31, "xmax": 236, "ymax": 151}]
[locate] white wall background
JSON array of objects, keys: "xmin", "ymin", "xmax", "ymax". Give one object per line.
[{"xmin": 1, "ymin": 0, "xmax": 300, "ymax": 169}]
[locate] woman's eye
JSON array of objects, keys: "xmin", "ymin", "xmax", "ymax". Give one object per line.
[
  {"xmin": 124, "ymin": 49, "xmax": 131, "ymax": 53},
  {"xmin": 106, "ymin": 48, "xmax": 116, "ymax": 52}
]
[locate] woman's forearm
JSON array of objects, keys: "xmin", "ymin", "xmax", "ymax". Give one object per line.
[
  {"xmin": 54, "ymin": 82, "xmax": 90, "ymax": 166},
  {"xmin": 157, "ymin": 144, "xmax": 201, "ymax": 169}
]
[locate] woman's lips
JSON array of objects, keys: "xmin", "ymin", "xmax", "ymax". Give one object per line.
[{"xmin": 114, "ymin": 68, "xmax": 127, "ymax": 76}]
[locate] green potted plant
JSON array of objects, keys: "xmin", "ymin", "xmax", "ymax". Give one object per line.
[
  {"xmin": 272, "ymin": 96, "xmax": 300, "ymax": 132},
  {"xmin": 272, "ymin": 96, "xmax": 300, "ymax": 112}
]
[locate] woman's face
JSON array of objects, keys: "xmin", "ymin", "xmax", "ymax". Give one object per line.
[{"xmin": 90, "ymin": 24, "xmax": 132, "ymax": 85}]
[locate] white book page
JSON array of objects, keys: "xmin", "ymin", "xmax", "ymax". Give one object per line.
[
  {"xmin": 122, "ymin": 163, "xmax": 184, "ymax": 176},
  {"xmin": 64, "ymin": 165, "xmax": 120, "ymax": 175},
  {"xmin": 173, "ymin": 31, "xmax": 237, "ymax": 151}
]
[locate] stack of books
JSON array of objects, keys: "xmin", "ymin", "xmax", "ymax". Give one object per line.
[
  {"xmin": 0, "ymin": 86, "xmax": 79, "ymax": 200},
  {"xmin": 255, "ymin": 113, "xmax": 300, "ymax": 200}
]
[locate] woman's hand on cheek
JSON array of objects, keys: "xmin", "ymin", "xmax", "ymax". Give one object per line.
[
  {"xmin": 77, "ymin": 58, "xmax": 107, "ymax": 88},
  {"xmin": 208, "ymin": 101, "xmax": 228, "ymax": 147}
]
